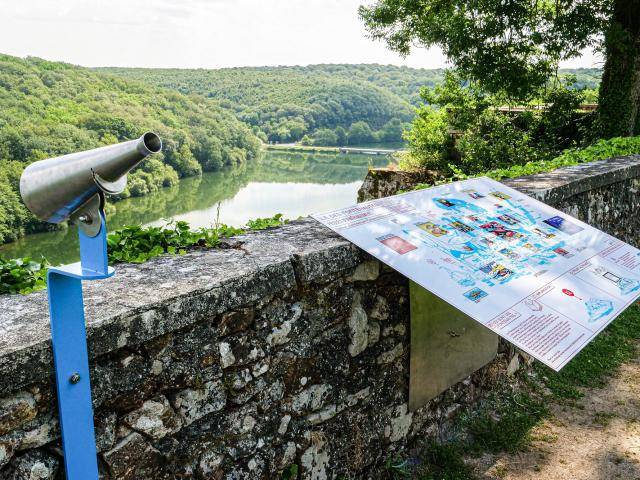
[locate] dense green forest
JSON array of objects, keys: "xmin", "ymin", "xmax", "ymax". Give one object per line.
[
  {"xmin": 559, "ymin": 69, "xmax": 602, "ymax": 91},
  {"xmin": 0, "ymin": 54, "xmax": 260, "ymax": 244},
  {"xmin": 102, "ymin": 65, "xmax": 601, "ymax": 146},
  {"xmin": 101, "ymin": 65, "xmax": 423, "ymax": 145}
]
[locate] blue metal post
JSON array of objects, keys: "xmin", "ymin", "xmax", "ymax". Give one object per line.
[{"xmin": 47, "ymin": 211, "xmax": 114, "ymax": 480}]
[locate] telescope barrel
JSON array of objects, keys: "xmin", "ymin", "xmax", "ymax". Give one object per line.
[{"xmin": 20, "ymin": 132, "xmax": 161, "ymax": 224}]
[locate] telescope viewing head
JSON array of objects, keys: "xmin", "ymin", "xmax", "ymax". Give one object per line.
[{"xmin": 19, "ymin": 132, "xmax": 162, "ymax": 237}]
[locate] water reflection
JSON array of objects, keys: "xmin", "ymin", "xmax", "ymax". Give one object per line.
[{"xmin": 0, "ymin": 151, "xmax": 388, "ymax": 264}]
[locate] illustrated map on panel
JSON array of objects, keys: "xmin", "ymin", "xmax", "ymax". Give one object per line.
[{"xmin": 313, "ymin": 177, "xmax": 640, "ymax": 370}]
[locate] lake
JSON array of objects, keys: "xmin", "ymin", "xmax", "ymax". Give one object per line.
[{"xmin": 0, "ymin": 150, "xmax": 389, "ymax": 265}]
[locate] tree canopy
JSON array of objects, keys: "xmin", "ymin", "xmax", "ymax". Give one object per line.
[
  {"xmin": 359, "ymin": 0, "xmax": 607, "ymax": 101},
  {"xmin": 360, "ymin": 0, "xmax": 639, "ymax": 137}
]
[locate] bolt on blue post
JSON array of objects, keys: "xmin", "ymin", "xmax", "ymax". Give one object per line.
[{"xmin": 47, "ymin": 209, "xmax": 114, "ymax": 480}]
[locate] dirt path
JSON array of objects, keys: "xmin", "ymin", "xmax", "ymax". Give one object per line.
[{"xmin": 470, "ymin": 351, "xmax": 640, "ymax": 480}]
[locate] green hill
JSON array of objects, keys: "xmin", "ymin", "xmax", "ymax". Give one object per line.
[
  {"xmin": 558, "ymin": 68, "xmax": 602, "ymax": 90},
  {"xmin": 0, "ymin": 54, "xmax": 260, "ymax": 244},
  {"xmin": 99, "ymin": 65, "xmax": 429, "ymax": 144}
]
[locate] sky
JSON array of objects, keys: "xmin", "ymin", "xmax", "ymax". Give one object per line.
[{"xmin": 0, "ymin": 0, "xmax": 601, "ymax": 70}]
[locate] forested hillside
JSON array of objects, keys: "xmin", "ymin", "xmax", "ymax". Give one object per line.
[
  {"xmin": 0, "ymin": 54, "xmax": 260, "ymax": 244},
  {"xmin": 559, "ymin": 68, "xmax": 602, "ymax": 90},
  {"xmin": 102, "ymin": 65, "xmax": 601, "ymax": 145},
  {"xmin": 101, "ymin": 65, "xmax": 426, "ymax": 144}
]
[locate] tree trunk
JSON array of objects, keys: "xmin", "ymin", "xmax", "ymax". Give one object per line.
[{"xmin": 597, "ymin": 0, "xmax": 640, "ymax": 138}]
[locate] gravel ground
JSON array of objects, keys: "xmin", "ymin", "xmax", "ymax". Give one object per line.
[{"xmin": 469, "ymin": 345, "xmax": 640, "ymax": 480}]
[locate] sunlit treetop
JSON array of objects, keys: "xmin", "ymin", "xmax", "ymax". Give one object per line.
[{"xmin": 359, "ymin": 0, "xmax": 611, "ymax": 101}]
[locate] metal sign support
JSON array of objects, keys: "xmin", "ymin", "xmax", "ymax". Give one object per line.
[
  {"xmin": 409, "ymin": 281, "xmax": 499, "ymax": 411},
  {"xmin": 47, "ymin": 209, "xmax": 113, "ymax": 480}
]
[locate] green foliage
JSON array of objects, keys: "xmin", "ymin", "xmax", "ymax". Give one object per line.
[
  {"xmin": 383, "ymin": 444, "xmax": 474, "ymax": 479},
  {"xmin": 0, "ymin": 56, "xmax": 604, "ymax": 246},
  {"xmin": 311, "ymin": 128, "xmax": 339, "ymax": 147},
  {"xmin": 301, "ymin": 119, "xmax": 406, "ymax": 147},
  {"xmin": 0, "ymin": 164, "xmax": 33, "ymax": 243},
  {"xmin": 103, "ymin": 64, "xmax": 600, "ymax": 149},
  {"xmin": 377, "ymin": 118, "xmax": 407, "ymax": 143},
  {"xmin": 0, "ymin": 214, "xmax": 290, "ymax": 295},
  {"xmin": 0, "ymin": 53, "xmax": 260, "ymax": 244},
  {"xmin": 456, "ymin": 110, "xmax": 543, "ymax": 174},
  {"xmin": 347, "ymin": 121, "xmax": 376, "ymax": 145},
  {"xmin": 360, "ymin": 1, "xmax": 605, "ymax": 103},
  {"xmin": 408, "ymin": 135, "xmax": 640, "ymax": 190},
  {"xmin": 100, "ymin": 64, "xmax": 425, "ymax": 142},
  {"xmin": 383, "ymin": 392, "xmax": 546, "ymax": 478},
  {"xmin": 0, "ymin": 256, "xmax": 49, "ymax": 295},
  {"xmin": 107, "ymin": 221, "xmax": 213, "ymax": 264},
  {"xmin": 245, "ymin": 213, "xmax": 288, "ymax": 230},
  {"xmin": 465, "ymin": 393, "xmax": 548, "ymax": 454},
  {"xmin": 424, "ymin": 71, "xmax": 493, "ymax": 130},
  {"xmin": 535, "ymin": 78, "xmax": 589, "ymax": 150},
  {"xmin": 163, "ymin": 142, "xmax": 203, "ymax": 178},
  {"xmin": 299, "ymin": 135, "xmax": 313, "ymax": 146},
  {"xmin": 106, "ymin": 220, "xmax": 241, "ymax": 264},
  {"xmin": 401, "ymin": 108, "xmax": 451, "ymax": 171},
  {"xmin": 360, "ymin": 0, "xmax": 640, "ymax": 139},
  {"xmin": 280, "ymin": 464, "xmax": 298, "ymax": 480},
  {"xmin": 334, "ymin": 126, "xmax": 348, "ymax": 146},
  {"xmin": 107, "ymin": 214, "xmax": 287, "ymax": 265},
  {"xmin": 418, "ymin": 443, "xmax": 474, "ymax": 480},
  {"xmin": 383, "ymin": 456, "xmax": 412, "ymax": 478},
  {"xmin": 402, "ymin": 73, "xmax": 595, "ymax": 175},
  {"xmin": 549, "ymin": 133, "xmax": 640, "ymax": 166},
  {"xmin": 120, "ymin": 158, "xmax": 180, "ymax": 199}
]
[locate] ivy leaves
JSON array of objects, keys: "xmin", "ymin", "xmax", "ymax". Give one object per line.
[
  {"xmin": 107, "ymin": 221, "xmax": 210, "ymax": 264},
  {"xmin": 107, "ymin": 215, "xmax": 288, "ymax": 264},
  {"xmin": 0, "ymin": 256, "xmax": 49, "ymax": 295},
  {"xmin": 0, "ymin": 215, "xmax": 289, "ymax": 295}
]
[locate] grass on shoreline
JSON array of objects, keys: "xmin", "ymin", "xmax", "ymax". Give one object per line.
[
  {"xmin": 265, "ymin": 144, "xmax": 343, "ymax": 154},
  {"xmin": 265, "ymin": 143, "xmax": 406, "ymax": 155}
]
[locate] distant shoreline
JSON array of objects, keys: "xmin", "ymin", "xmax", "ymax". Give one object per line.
[{"xmin": 264, "ymin": 143, "xmax": 406, "ymax": 155}]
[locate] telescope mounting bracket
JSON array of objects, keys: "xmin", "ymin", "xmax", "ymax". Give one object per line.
[{"xmin": 70, "ymin": 193, "xmax": 105, "ymax": 238}]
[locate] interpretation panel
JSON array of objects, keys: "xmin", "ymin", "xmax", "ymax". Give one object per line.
[{"xmin": 314, "ymin": 177, "xmax": 640, "ymax": 371}]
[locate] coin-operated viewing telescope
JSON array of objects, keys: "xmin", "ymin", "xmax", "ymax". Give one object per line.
[
  {"xmin": 19, "ymin": 133, "xmax": 162, "ymax": 480},
  {"xmin": 21, "ymin": 131, "xmax": 161, "ymax": 236}
]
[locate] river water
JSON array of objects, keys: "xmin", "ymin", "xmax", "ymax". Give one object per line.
[{"xmin": 0, "ymin": 150, "xmax": 389, "ymax": 265}]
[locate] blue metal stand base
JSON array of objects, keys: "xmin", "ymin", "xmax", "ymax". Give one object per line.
[{"xmin": 47, "ymin": 213, "xmax": 113, "ymax": 480}]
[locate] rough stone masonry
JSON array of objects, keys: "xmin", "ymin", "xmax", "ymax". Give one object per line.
[{"xmin": 0, "ymin": 155, "xmax": 639, "ymax": 479}]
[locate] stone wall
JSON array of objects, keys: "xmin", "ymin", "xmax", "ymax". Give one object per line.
[{"xmin": 0, "ymin": 155, "xmax": 638, "ymax": 479}]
